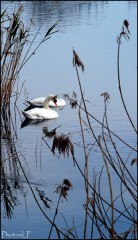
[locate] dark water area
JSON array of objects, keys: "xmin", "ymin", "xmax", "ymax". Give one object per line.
[{"xmin": 1, "ymin": 1, "xmax": 137, "ymax": 239}]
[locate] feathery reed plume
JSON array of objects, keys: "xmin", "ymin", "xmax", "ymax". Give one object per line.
[
  {"xmin": 100, "ymin": 92, "xmax": 110, "ymax": 103},
  {"xmin": 131, "ymin": 158, "xmax": 137, "ymax": 166},
  {"xmin": 71, "ymin": 101, "xmax": 77, "ymax": 108},
  {"xmin": 48, "ymin": 179, "xmax": 73, "ymax": 238},
  {"xmin": 52, "ymin": 135, "xmax": 74, "ymax": 159},
  {"xmin": 73, "ymin": 49, "xmax": 85, "ymax": 72},
  {"xmin": 54, "ymin": 179, "xmax": 73, "ymax": 200},
  {"xmin": 123, "ymin": 19, "xmax": 130, "ymax": 34},
  {"xmin": 64, "ymin": 92, "xmax": 78, "ymax": 108},
  {"xmin": 117, "ymin": 20, "xmax": 137, "ymax": 133},
  {"xmin": 70, "ymin": 91, "xmax": 78, "ymax": 108}
]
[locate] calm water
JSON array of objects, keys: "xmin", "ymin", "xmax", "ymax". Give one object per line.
[{"xmin": 1, "ymin": 1, "xmax": 137, "ymax": 239}]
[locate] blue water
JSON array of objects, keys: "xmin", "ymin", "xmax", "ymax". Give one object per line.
[{"xmin": 1, "ymin": 1, "xmax": 137, "ymax": 239}]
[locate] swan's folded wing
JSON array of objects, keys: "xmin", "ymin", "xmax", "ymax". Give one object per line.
[
  {"xmin": 22, "ymin": 108, "xmax": 58, "ymax": 120},
  {"xmin": 25, "ymin": 97, "xmax": 46, "ymax": 107},
  {"xmin": 21, "ymin": 110, "xmax": 43, "ymax": 120}
]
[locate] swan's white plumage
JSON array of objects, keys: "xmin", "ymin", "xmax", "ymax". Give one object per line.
[{"xmin": 22, "ymin": 95, "xmax": 58, "ymax": 120}]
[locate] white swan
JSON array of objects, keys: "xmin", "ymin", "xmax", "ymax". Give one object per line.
[
  {"xmin": 25, "ymin": 95, "xmax": 66, "ymax": 107},
  {"xmin": 22, "ymin": 95, "xmax": 58, "ymax": 120}
]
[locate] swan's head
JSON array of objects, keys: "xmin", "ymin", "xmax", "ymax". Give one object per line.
[{"xmin": 48, "ymin": 94, "xmax": 57, "ymax": 106}]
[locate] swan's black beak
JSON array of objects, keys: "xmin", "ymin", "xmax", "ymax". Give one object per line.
[{"xmin": 53, "ymin": 96, "xmax": 57, "ymax": 106}]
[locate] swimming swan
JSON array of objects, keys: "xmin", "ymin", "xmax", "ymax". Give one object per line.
[
  {"xmin": 25, "ymin": 96, "xmax": 66, "ymax": 107},
  {"xmin": 22, "ymin": 95, "xmax": 58, "ymax": 120}
]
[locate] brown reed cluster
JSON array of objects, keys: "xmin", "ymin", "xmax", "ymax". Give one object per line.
[
  {"xmin": 63, "ymin": 92, "xmax": 78, "ymax": 108},
  {"xmin": 52, "ymin": 135, "xmax": 74, "ymax": 158},
  {"xmin": 70, "ymin": 99, "xmax": 78, "ymax": 109},
  {"xmin": 100, "ymin": 92, "xmax": 110, "ymax": 103},
  {"xmin": 70, "ymin": 91, "xmax": 78, "ymax": 108},
  {"xmin": 54, "ymin": 179, "xmax": 73, "ymax": 200},
  {"xmin": 117, "ymin": 19, "xmax": 130, "ymax": 43}
]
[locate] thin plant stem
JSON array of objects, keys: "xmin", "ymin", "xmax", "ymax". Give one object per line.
[{"xmin": 117, "ymin": 33, "xmax": 137, "ymax": 134}]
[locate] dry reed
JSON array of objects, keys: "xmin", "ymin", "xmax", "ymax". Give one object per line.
[{"xmin": 69, "ymin": 24, "xmax": 137, "ymax": 238}]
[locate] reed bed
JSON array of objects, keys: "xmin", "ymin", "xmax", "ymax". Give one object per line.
[
  {"xmin": 1, "ymin": 5, "xmax": 59, "ymax": 111},
  {"xmin": 1, "ymin": 5, "xmax": 28, "ymax": 109}
]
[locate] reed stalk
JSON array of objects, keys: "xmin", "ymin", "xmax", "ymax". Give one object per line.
[{"xmin": 117, "ymin": 20, "xmax": 137, "ymax": 134}]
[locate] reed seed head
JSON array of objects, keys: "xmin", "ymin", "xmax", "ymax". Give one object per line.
[{"xmin": 72, "ymin": 49, "xmax": 85, "ymax": 72}]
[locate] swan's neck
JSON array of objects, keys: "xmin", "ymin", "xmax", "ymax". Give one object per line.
[{"xmin": 43, "ymin": 98, "xmax": 51, "ymax": 109}]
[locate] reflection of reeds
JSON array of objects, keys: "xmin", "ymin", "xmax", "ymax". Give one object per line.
[
  {"xmin": 36, "ymin": 187, "xmax": 52, "ymax": 209},
  {"xmin": 1, "ymin": 4, "xmax": 59, "ymax": 222},
  {"xmin": 1, "ymin": 112, "xmax": 25, "ymax": 219}
]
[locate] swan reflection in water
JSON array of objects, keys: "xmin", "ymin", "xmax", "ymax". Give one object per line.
[
  {"xmin": 21, "ymin": 116, "xmax": 61, "ymax": 139},
  {"xmin": 21, "ymin": 118, "xmax": 57, "ymax": 129},
  {"xmin": 23, "ymin": 105, "xmax": 65, "ymax": 111}
]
